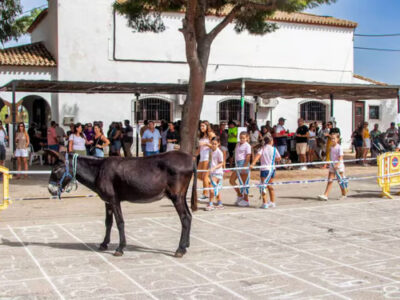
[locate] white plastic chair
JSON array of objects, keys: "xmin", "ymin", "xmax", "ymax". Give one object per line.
[{"xmin": 29, "ymin": 144, "xmax": 43, "ymax": 166}]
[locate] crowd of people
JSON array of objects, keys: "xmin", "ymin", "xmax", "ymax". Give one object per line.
[
  {"xmin": 194, "ymin": 118, "xmax": 400, "ymax": 211},
  {"xmin": 5, "ymin": 116, "xmax": 400, "ymax": 209}
]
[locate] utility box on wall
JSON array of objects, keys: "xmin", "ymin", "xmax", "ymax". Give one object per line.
[{"xmin": 63, "ymin": 116, "xmax": 74, "ymax": 125}]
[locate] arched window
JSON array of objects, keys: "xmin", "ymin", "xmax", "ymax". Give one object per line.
[
  {"xmin": 136, "ymin": 98, "xmax": 172, "ymax": 123},
  {"xmin": 219, "ymin": 99, "xmax": 251, "ymax": 124},
  {"xmin": 300, "ymin": 101, "xmax": 326, "ymax": 122}
]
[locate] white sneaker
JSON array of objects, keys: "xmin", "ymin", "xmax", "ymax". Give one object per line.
[
  {"xmin": 237, "ymin": 199, "xmax": 250, "ymax": 207},
  {"xmin": 300, "ymin": 166, "xmax": 308, "ymax": 171},
  {"xmin": 269, "ymin": 202, "xmax": 276, "ymax": 208},
  {"xmin": 260, "ymin": 203, "xmax": 269, "ymax": 209},
  {"xmin": 337, "ymin": 195, "xmax": 347, "ymax": 201},
  {"xmin": 199, "ymin": 195, "xmax": 209, "ymax": 203},
  {"xmin": 318, "ymin": 195, "xmax": 328, "ymax": 201},
  {"xmin": 235, "ymin": 196, "xmax": 244, "ymax": 205}
]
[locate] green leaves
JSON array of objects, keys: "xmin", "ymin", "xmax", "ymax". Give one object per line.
[
  {"xmin": 114, "ymin": 0, "xmax": 335, "ymax": 35},
  {"xmin": 0, "ymin": 0, "xmax": 22, "ymax": 45},
  {"xmin": 113, "ymin": 0, "xmax": 166, "ymax": 33}
]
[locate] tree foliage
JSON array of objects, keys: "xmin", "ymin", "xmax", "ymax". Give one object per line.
[
  {"xmin": 0, "ymin": 0, "xmax": 43, "ymax": 46},
  {"xmin": 0, "ymin": 0, "xmax": 22, "ymax": 45},
  {"xmin": 14, "ymin": 8, "xmax": 43, "ymax": 34},
  {"xmin": 114, "ymin": 0, "xmax": 335, "ymax": 35},
  {"xmin": 114, "ymin": 0, "xmax": 336, "ymax": 153}
]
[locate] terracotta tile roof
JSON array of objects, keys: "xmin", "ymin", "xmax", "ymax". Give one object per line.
[
  {"xmin": 353, "ymin": 74, "xmax": 388, "ymax": 86},
  {"xmin": 269, "ymin": 11, "xmax": 357, "ymax": 29},
  {"xmin": 0, "ymin": 42, "xmax": 56, "ymax": 67}
]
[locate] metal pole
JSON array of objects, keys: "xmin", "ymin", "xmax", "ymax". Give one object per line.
[
  {"xmin": 397, "ymin": 89, "xmax": 400, "ymax": 114},
  {"xmin": 12, "ymin": 82, "xmax": 17, "ymax": 169},
  {"xmin": 330, "ymin": 93, "xmax": 334, "ymax": 126},
  {"xmin": 254, "ymin": 96, "xmax": 258, "ymax": 126},
  {"xmin": 241, "ymin": 79, "xmax": 245, "ymax": 127},
  {"xmin": 135, "ymin": 92, "xmax": 140, "ymax": 157}
]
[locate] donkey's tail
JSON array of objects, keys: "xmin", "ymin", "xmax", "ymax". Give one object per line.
[{"xmin": 191, "ymin": 159, "xmax": 198, "ymax": 211}]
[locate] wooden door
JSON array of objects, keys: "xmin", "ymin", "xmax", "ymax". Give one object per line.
[{"xmin": 354, "ymin": 101, "xmax": 365, "ymax": 130}]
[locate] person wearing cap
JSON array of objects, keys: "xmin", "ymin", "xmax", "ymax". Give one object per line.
[
  {"xmin": 274, "ymin": 117, "xmax": 288, "ymax": 156},
  {"xmin": 295, "ymin": 118, "xmax": 309, "ymax": 170},
  {"xmin": 386, "ymin": 122, "xmax": 399, "ymax": 144}
]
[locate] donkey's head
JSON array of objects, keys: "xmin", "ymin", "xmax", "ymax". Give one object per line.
[{"xmin": 46, "ymin": 151, "xmax": 74, "ymax": 196}]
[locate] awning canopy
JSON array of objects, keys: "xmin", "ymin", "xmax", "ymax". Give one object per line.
[{"xmin": 1, "ymin": 78, "xmax": 399, "ymax": 101}]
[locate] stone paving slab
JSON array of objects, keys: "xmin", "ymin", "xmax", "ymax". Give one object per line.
[{"xmin": 1, "ymin": 178, "xmax": 400, "ymax": 298}]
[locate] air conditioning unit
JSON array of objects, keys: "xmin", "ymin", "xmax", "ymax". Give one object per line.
[
  {"xmin": 257, "ymin": 97, "xmax": 279, "ymax": 108},
  {"xmin": 176, "ymin": 79, "xmax": 188, "ymax": 105},
  {"xmin": 63, "ymin": 116, "xmax": 74, "ymax": 125},
  {"xmin": 176, "ymin": 94, "xmax": 187, "ymax": 105}
]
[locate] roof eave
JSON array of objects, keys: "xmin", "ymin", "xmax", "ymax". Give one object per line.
[{"xmin": 27, "ymin": 8, "xmax": 48, "ymax": 34}]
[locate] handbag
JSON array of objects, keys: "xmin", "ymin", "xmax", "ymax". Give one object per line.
[{"xmin": 89, "ymin": 137, "xmax": 100, "ymax": 155}]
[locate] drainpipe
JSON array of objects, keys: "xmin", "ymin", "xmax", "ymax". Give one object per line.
[
  {"xmin": 241, "ymin": 79, "xmax": 245, "ymax": 127},
  {"xmin": 330, "ymin": 93, "xmax": 335, "ymax": 126},
  {"xmin": 12, "ymin": 82, "xmax": 17, "ymax": 170},
  {"xmin": 135, "ymin": 92, "xmax": 140, "ymax": 157}
]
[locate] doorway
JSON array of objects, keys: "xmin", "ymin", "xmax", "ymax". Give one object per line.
[{"xmin": 354, "ymin": 101, "xmax": 365, "ymax": 130}]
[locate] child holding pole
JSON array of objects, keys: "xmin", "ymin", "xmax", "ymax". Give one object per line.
[
  {"xmin": 230, "ymin": 132, "xmax": 252, "ymax": 207},
  {"xmin": 251, "ymin": 135, "xmax": 281, "ymax": 209},
  {"xmin": 205, "ymin": 137, "xmax": 224, "ymax": 211},
  {"xmin": 318, "ymin": 133, "xmax": 348, "ymax": 201}
]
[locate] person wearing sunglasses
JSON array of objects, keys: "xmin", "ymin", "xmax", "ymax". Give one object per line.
[{"xmin": 15, "ymin": 122, "xmax": 30, "ymax": 179}]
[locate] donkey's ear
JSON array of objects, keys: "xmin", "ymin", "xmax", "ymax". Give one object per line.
[{"xmin": 45, "ymin": 150, "xmax": 65, "ymax": 162}]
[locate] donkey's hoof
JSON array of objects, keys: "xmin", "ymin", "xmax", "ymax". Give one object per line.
[
  {"xmin": 98, "ymin": 244, "xmax": 108, "ymax": 251},
  {"xmin": 174, "ymin": 249, "xmax": 186, "ymax": 258},
  {"xmin": 113, "ymin": 250, "xmax": 124, "ymax": 257}
]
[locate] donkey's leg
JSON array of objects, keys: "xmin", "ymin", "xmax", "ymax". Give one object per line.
[
  {"xmin": 99, "ymin": 203, "xmax": 113, "ymax": 251},
  {"xmin": 172, "ymin": 193, "xmax": 192, "ymax": 258},
  {"xmin": 112, "ymin": 201, "xmax": 126, "ymax": 257}
]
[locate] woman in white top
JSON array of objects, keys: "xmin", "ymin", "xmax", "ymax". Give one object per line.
[
  {"xmin": 197, "ymin": 121, "xmax": 215, "ymax": 200},
  {"xmin": 15, "ymin": 122, "xmax": 30, "ymax": 179},
  {"xmin": 0, "ymin": 121, "xmax": 8, "ymax": 166},
  {"xmin": 249, "ymin": 123, "xmax": 261, "ymax": 146},
  {"xmin": 68, "ymin": 123, "xmax": 87, "ymax": 156},
  {"xmin": 307, "ymin": 123, "xmax": 317, "ymax": 163}
]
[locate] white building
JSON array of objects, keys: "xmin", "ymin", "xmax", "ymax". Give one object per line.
[{"xmin": 0, "ymin": 0, "xmax": 398, "ymax": 147}]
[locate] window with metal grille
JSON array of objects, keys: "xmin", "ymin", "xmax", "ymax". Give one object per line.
[
  {"xmin": 369, "ymin": 105, "xmax": 380, "ymax": 119},
  {"xmin": 219, "ymin": 99, "xmax": 251, "ymax": 124},
  {"xmin": 136, "ymin": 98, "xmax": 171, "ymax": 123},
  {"xmin": 300, "ymin": 101, "xmax": 326, "ymax": 122}
]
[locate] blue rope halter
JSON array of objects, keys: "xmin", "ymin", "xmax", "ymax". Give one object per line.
[
  {"xmin": 331, "ymin": 162, "xmax": 349, "ymax": 192},
  {"xmin": 51, "ymin": 153, "xmax": 79, "ymax": 199}
]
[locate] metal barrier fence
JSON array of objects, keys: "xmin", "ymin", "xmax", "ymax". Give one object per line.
[
  {"xmin": 0, "ymin": 156, "xmax": 398, "ymax": 212},
  {"xmin": 0, "ymin": 166, "xmax": 12, "ymax": 211}
]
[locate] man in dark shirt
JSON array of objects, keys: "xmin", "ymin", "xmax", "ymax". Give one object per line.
[
  {"xmin": 295, "ymin": 118, "xmax": 309, "ymax": 170},
  {"xmin": 122, "ymin": 120, "xmax": 133, "ymax": 157}
]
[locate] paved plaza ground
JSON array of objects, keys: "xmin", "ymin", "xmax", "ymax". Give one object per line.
[{"xmin": 1, "ymin": 164, "xmax": 400, "ymax": 299}]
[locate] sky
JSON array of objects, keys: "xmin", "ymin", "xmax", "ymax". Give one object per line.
[{"xmin": 5, "ymin": 0, "xmax": 400, "ymax": 85}]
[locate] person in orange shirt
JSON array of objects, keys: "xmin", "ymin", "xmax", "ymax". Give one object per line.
[{"xmin": 47, "ymin": 121, "xmax": 59, "ymax": 165}]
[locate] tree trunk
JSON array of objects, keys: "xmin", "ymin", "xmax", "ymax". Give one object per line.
[{"xmin": 180, "ymin": 66, "xmax": 206, "ymax": 154}]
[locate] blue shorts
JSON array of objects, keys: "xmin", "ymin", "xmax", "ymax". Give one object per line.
[
  {"xmin": 236, "ymin": 160, "xmax": 249, "ymax": 174},
  {"xmin": 260, "ymin": 170, "xmax": 275, "ymax": 179},
  {"xmin": 146, "ymin": 151, "xmax": 160, "ymax": 156},
  {"xmin": 48, "ymin": 144, "xmax": 59, "ymax": 152}
]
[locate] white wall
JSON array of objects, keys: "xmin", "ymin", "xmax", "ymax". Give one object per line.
[
  {"xmin": 30, "ymin": 0, "xmax": 58, "ymax": 63},
  {"xmin": 352, "ymin": 76, "xmax": 398, "ymax": 134},
  {"xmin": 54, "ymin": 0, "xmax": 355, "ymax": 84},
  {"xmin": 365, "ymin": 99, "xmax": 398, "ymax": 132}
]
